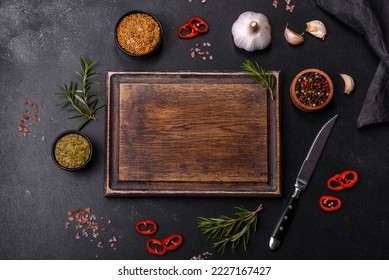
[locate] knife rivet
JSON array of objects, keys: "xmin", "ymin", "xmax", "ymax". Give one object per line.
[
  {"xmin": 284, "ymin": 216, "xmax": 288, "ymax": 220},
  {"xmin": 288, "ymin": 205, "xmax": 293, "ymax": 209},
  {"xmin": 280, "ymin": 226, "xmax": 284, "ymax": 231}
]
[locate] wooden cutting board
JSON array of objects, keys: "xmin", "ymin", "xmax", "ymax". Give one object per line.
[{"xmin": 104, "ymin": 72, "xmax": 281, "ymax": 197}]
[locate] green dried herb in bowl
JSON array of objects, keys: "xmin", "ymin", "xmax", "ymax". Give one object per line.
[{"xmin": 52, "ymin": 130, "xmax": 92, "ymax": 171}]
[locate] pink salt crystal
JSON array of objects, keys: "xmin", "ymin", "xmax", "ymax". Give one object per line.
[
  {"xmin": 32, "ymin": 103, "xmax": 38, "ymax": 113},
  {"xmin": 286, "ymin": 4, "xmax": 295, "ymax": 12}
]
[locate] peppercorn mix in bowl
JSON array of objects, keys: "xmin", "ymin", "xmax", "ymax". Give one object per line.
[
  {"xmin": 290, "ymin": 68, "xmax": 333, "ymax": 112},
  {"xmin": 52, "ymin": 130, "xmax": 93, "ymax": 171},
  {"xmin": 115, "ymin": 10, "xmax": 163, "ymax": 58}
]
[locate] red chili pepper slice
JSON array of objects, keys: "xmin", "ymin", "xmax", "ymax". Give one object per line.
[
  {"xmin": 339, "ymin": 170, "xmax": 358, "ymax": 188},
  {"xmin": 178, "ymin": 16, "xmax": 209, "ymax": 39},
  {"xmin": 189, "ymin": 16, "xmax": 209, "ymax": 33},
  {"xmin": 135, "ymin": 220, "xmax": 158, "ymax": 236},
  {"xmin": 178, "ymin": 22, "xmax": 198, "ymax": 39},
  {"xmin": 162, "ymin": 234, "xmax": 184, "ymax": 251},
  {"xmin": 327, "ymin": 174, "xmax": 345, "ymax": 191},
  {"xmin": 146, "ymin": 238, "xmax": 166, "ymax": 256},
  {"xmin": 319, "ymin": 195, "xmax": 342, "ymax": 212}
]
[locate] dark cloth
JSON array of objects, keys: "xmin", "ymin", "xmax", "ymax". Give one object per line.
[{"xmin": 316, "ymin": 0, "xmax": 389, "ymax": 128}]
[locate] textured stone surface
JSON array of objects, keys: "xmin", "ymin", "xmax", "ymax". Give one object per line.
[{"xmin": 0, "ymin": 0, "xmax": 388, "ymax": 259}]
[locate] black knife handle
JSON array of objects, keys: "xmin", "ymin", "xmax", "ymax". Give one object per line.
[{"xmin": 269, "ymin": 196, "xmax": 299, "ymax": 250}]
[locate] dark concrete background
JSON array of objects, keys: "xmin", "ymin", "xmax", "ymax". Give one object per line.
[{"xmin": 0, "ymin": 0, "xmax": 388, "ymax": 260}]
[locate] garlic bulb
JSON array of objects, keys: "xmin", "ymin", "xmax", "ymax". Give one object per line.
[
  {"xmin": 284, "ymin": 24, "xmax": 304, "ymax": 45},
  {"xmin": 306, "ymin": 20, "xmax": 327, "ymax": 40},
  {"xmin": 231, "ymin": 11, "xmax": 271, "ymax": 52}
]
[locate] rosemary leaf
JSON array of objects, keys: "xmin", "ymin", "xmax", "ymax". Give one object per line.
[
  {"xmin": 68, "ymin": 115, "xmax": 83, "ymax": 119},
  {"xmin": 78, "ymin": 118, "xmax": 90, "ymax": 131},
  {"xmin": 241, "ymin": 59, "xmax": 276, "ymax": 100},
  {"xmin": 75, "ymin": 94, "xmax": 88, "ymax": 106},
  {"xmin": 197, "ymin": 204, "xmax": 263, "ymax": 255},
  {"xmin": 57, "ymin": 56, "xmax": 104, "ymax": 131}
]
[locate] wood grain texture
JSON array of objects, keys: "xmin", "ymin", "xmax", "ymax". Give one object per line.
[
  {"xmin": 105, "ymin": 72, "xmax": 281, "ymax": 197},
  {"xmin": 119, "ymin": 83, "xmax": 267, "ymax": 182}
]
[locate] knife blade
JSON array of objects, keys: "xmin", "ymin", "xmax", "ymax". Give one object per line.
[{"xmin": 269, "ymin": 114, "xmax": 338, "ymax": 250}]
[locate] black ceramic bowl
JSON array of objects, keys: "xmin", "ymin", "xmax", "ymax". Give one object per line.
[
  {"xmin": 52, "ymin": 130, "xmax": 93, "ymax": 171},
  {"xmin": 114, "ymin": 10, "xmax": 163, "ymax": 59}
]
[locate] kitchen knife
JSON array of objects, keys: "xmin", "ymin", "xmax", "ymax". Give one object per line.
[{"xmin": 269, "ymin": 114, "xmax": 338, "ymax": 250}]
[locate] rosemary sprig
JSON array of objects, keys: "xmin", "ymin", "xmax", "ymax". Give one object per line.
[
  {"xmin": 241, "ymin": 59, "xmax": 276, "ymax": 100},
  {"xmin": 197, "ymin": 204, "xmax": 263, "ymax": 255},
  {"xmin": 57, "ymin": 56, "xmax": 104, "ymax": 130}
]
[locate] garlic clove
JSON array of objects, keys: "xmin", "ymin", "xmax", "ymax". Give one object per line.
[
  {"xmin": 284, "ymin": 24, "xmax": 304, "ymax": 45},
  {"xmin": 339, "ymin": 73, "xmax": 355, "ymax": 94},
  {"xmin": 306, "ymin": 20, "xmax": 327, "ymax": 40}
]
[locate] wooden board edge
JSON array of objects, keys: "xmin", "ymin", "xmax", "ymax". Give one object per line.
[
  {"xmin": 274, "ymin": 71, "xmax": 282, "ymax": 197},
  {"xmin": 105, "ymin": 71, "xmax": 274, "ymax": 80},
  {"xmin": 104, "ymin": 187, "xmax": 281, "ymax": 197},
  {"xmin": 106, "ymin": 70, "xmax": 261, "ymax": 76},
  {"xmin": 104, "ymin": 71, "xmax": 282, "ymax": 197},
  {"xmin": 104, "ymin": 71, "xmax": 115, "ymax": 198}
]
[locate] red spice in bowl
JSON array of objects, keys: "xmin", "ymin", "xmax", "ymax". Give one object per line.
[{"xmin": 290, "ymin": 69, "xmax": 333, "ymax": 112}]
